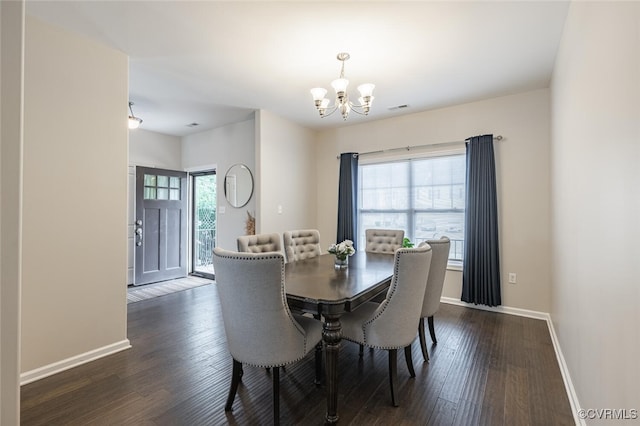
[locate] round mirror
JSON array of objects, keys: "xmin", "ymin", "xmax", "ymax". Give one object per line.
[{"xmin": 224, "ymin": 163, "xmax": 254, "ymax": 208}]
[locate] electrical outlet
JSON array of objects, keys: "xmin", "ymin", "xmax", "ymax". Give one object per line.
[{"xmin": 508, "ymin": 273, "xmax": 517, "ymax": 284}]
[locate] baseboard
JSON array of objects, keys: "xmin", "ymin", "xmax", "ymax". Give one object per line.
[
  {"xmin": 440, "ymin": 297, "xmax": 582, "ymax": 425},
  {"xmin": 440, "ymin": 296, "xmax": 549, "ymax": 320},
  {"xmin": 545, "ymin": 316, "xmax": 585, "ymax": 426},
  {"xmin": 20, "ymin": 339, "xmax": 131, "ymax": 386}
]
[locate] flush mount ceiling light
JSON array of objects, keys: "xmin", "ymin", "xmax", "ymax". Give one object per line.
[
  {"xmin": 310, "ymin": 52, "xmax": 375, "ymax": 121},
  {"xmin": 128, "ymin": 101, "xmax": 143, "ymax": 129}
]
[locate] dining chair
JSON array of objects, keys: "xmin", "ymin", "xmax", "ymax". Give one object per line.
[
  {"xmin": 417, "ymin": 237, "xmax": 450, "ymax": 362},
  {"xmin": 283, "ymin": 229, "xmax": 322, "ymax": 262},
  {"xmin": 365, "ymin": 229, "xmax": 405, "ymax": 254},
  {"xmin": 340, "ymin": 244, "xmax": 432, "ymax": 407},
  {"xmin": 212, "ymin": 248, "xmax": 323, "ymax": 425},
  {"xmin": 237, "ymin": 232, "xmax": 317, "ymax": 368},
  {"xmin": 237, "ymin": 232, "xmax": 282, "ymax": 254}
]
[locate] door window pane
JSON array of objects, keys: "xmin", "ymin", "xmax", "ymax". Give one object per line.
[
  {"xmin": 144, "ymin": 174, "xmax": 156, "ymax": 186},
  {"xmin": 157, "ymin": 188, "xmax": 169, "ymax": 200},
  {"xmin": 144, "ymin": 187, "xmax": 156, "ymax": 200},
  {"xmin": 170, "ymin": 177, "xmax": 180, "ymax": 188},
  {"xmin": 157, "ymin": 176, "xmax": 169, "ymax": 187},
  {"xmin": 170, "ymin": 189, "xmax": 180, "ymax": 200}
]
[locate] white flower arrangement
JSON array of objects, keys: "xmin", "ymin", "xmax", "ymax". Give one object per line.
[{"xmin": 328, "ymin": 239, "xmax": 356, "ymax": 260}]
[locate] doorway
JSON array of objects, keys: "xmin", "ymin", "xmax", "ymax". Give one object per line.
[
  {"xmin": 134, "ymin": 166, "xmax": 188, "ymax": 285},
  {"xmin": 191, "ymin": 171, "xmax": 217, "ymax": 279}
]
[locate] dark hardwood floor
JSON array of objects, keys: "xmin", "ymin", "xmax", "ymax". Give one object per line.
[{"xmin": 21, "ymin": 284, "xmax": 574, "ymax": 425}]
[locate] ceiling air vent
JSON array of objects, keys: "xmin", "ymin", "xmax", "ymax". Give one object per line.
[{"xmin": 388, "ymin": 104, "xmax": 410, "ymax": 111}]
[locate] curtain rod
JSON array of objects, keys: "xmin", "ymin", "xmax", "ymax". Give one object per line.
[{"xmin": 337, "ymin": 135, "xmax": 503, "ymax": 159}]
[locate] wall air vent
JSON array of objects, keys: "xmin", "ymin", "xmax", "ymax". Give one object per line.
[{"xmin": 388, "ymin": 104, "xmax": 410, "ymax": 111}]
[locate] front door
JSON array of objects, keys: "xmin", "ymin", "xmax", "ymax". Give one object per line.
[{"xmin": 134, "ymin": 166, "xmax": 188, "ymax": 285}]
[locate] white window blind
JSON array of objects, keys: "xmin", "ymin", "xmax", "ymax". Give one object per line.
[{"xmin": 358, "ymin": 154, "xmax": 466, "ymax": 262}]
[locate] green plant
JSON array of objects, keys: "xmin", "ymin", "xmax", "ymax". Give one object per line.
[{"xmin": 402, "ymin": 237, "xmax": 414, "ymax": 248}]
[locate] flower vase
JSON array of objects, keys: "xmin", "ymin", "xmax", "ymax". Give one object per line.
[{"xmin": 334, "ymin": 256, "xmax": 348, "ymax": 269}]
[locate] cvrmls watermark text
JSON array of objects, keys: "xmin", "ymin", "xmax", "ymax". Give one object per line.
[{"xmin": 578, "ymin": 408, "xmax": 638, "ymax": 420}]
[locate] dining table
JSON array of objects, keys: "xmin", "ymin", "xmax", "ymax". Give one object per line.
[{"xmin": 285, "ymin": 251, "xmax": 395, "ymax": 424}]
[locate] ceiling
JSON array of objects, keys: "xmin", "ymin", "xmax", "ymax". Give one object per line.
[{"xmin": 26, "ymin": 1, "xmax": 570, "ymax": 137}]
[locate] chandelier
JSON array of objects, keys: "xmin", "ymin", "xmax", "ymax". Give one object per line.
[{"xmin": 310, "ymin": 52, "xmax": 375, "ymax": 120}]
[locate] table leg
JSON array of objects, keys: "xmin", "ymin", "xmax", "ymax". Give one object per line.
[{"xmin": 323, "ymin": 313, "xmax": 341, "ymax": 424}]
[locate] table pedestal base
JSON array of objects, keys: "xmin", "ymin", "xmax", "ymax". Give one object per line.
[{"xmin": 323, "ymin": 314, "xmax": 341, "ymax": 424}]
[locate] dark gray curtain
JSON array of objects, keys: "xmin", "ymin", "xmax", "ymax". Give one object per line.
[
  {"xmin": 462, "ymin": 135, "xmax": 501, "ymax": 306},
  {"xmin": 336, "ymin": 153, "xmax": 358, "ymax": 248}
]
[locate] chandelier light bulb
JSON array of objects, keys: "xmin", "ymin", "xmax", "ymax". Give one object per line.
[
  {"xmin": 310, "ymin": 87, "xmax": 327, "ymax": 101},
  {"xmin": 357, "ymin": 83, "xmax": 375, "ymax": 98},
  {"xmin": 331, "ymin": 78, "xmax": 349, "ymax": 94}
]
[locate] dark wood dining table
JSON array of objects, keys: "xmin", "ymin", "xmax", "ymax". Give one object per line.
[{"xmin": 285, "ymin": 251, "xmax": 395, "ymax": 424}]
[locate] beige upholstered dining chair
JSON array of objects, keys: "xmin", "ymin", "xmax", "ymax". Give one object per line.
[
  {"xmin": 283, "ymin": 229, "xmax": 322, "ymax": 262},
  {"xmin": 212, "ymin": 248, "xmax": 323, "ymax": 425},
  {"xmin": 237, "ymin": 232, "xmax": 282, "ymax": 254},
  {"xmin": 417, "ymin": 237, "xmax": 450, "ymax": 362},
  {"xmin": 340, "ymin": 244, "xmax": 432, "ymax": 407},
  {"xmin": 365, "ymin": 229, "xmax": 405, "ymax": 254}
]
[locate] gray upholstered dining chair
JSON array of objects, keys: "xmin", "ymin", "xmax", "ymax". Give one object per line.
[
  {"xmin": 212, "ymin": 248, "xmax": 323, "ymax": 425},
  {"xmin": 365, "ymin": 229, "xmax": 405, "ymax": 254},
  {"xmin": 418, "ymin": 237, "xmax": 450, "ymax": 362},
  {"xmin": 283, "ymin": 229, "xmax": 322, "ymax": 262},
  {"xmin": 237, "ymin": 232, "xmax": 282, "ymax": 254},
  {"xmin": 340, "ymin": 244, "xmax": 432, "ymax": 407}
]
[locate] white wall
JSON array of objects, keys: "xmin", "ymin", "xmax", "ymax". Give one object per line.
[
  {"xmin": 21, "ymin": 17, "xmax": 129, "ymax": 374},
  {"xmin": 551, "ymin": 2, "xmax": 640, "ymax": 420},
  {"xmin": 129, "ymin": 129, "xmax": 181, "ymax": 170},
  {"xmin": 182, "ymin": 118, "xmax": 255, "ymax": 250},
  {"xmin": 1, "ymin": 1, "xmax": 25, "ymax": 423},
  {"xmin": 255, "ymin": 110, "xmax": 317, "ymax": 238},
  {"xmin": 316, "ymin": 89, "xmax": 551, "ymax": 312}
]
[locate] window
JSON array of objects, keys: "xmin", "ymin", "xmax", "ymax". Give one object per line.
[
  {"xmin": 358, "ymin": 154, "xmax": 466, "ymax": 263},
  {"xmin": 143, "ymin": 174, "xmax": 181, "ymax": 200}
]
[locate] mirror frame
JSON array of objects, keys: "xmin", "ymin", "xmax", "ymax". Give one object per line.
[{"xmin": 224, "ymin": 163, "xmax": 254, "ymax": 208}]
